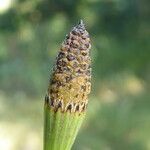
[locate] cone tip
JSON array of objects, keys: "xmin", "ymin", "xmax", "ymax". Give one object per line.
[
  {"xmin": 79, "ymin": 19, "xmax": 84, "ymax": 26},
  {"xmin": 72, "ymin": 19, "xmax": 86, "ymax": 31},
  {"xmin": 78, "ymin": 19, "xmax": 85, "ymax": 30}
]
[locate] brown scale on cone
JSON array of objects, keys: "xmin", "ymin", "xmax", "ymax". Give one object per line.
[{"xmin": 46, "ymin": 20, "xmax": 91, "ymax": 113}]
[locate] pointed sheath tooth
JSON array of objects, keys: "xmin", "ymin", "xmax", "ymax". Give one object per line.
[
  {"xmin": 44, "ymin": 106, "xmax": 85, "ymax": 150},
  {"xmin": 44, "ymin": 20, "xmax": 91, "ymax": 150}
]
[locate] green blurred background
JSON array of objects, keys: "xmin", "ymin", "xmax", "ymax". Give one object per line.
[{"xmin": 0, "ymin": 0, "xmax": 150, "ymax": 150}]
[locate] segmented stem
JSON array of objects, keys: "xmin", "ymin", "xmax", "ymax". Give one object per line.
[{"xmin": 44, "ymin": 20, "xmax": 91, "ymax": 150}]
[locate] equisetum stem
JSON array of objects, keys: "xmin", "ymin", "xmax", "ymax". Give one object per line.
[{"xmin": 44, "ymin": 20, "xmax": 91, "ymax": 150}]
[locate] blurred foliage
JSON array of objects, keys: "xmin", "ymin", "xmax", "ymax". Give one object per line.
[{"xmin": 0, "ymin": 0, "xmax": 150, "ymax": 150}]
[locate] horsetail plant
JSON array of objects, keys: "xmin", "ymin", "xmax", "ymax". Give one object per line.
[{"xmin": 44, "ymin": 20, "xmax": 91, "ymax": 150}]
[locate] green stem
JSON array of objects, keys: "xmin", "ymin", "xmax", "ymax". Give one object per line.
[{"xmin": 44, "ymin": 104, "xmax": 85, "ymax": 150}]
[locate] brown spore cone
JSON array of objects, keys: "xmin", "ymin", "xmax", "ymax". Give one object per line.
[{"xmin": 46, "ymin": 20, "xmax": 91, "ymax": 113}]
